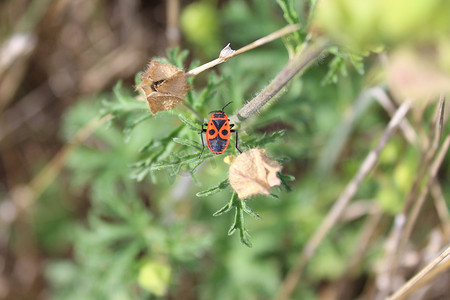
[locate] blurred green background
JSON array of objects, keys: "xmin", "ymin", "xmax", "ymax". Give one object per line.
[{"xmin": 0, "ymin": 0, "xmax": 449, "ymax": 299}]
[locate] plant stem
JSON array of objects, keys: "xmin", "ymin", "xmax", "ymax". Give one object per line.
[
  {"xmin": 230, "ymin": 38, "xmax": 329, "ymax": 124},
  {"xmin": 29, "ymin": 115, "xmax": 111, "ymax": 202},
  {"xmin": 276, "ymin": 101, "xmax": 411, "ymax": 300},
  {"xmin": 387, "ymin": 245, "xmax": 450, "ymax": 300},
  {"xmin": 185, "ymin": 24, "xmax": 301, "ymax": 77}
]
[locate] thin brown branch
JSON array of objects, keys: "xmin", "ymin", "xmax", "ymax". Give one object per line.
[
  {"xmin": 387, "ymin": 244, "xmax": 450, "ymax": 300},
  {"xmin": 28, "ymin": 114, "xmax": 111, "ymax": 202},
  {"xmin": 185, "ymin": 24, "xmax": 302, "ymax": 77},
  {"xmin": 374, "ymin": 91, "xmax": 450, "ymax": 248},
  {"xmin": 400, "ymin": 133, "xmax": 450, "ymax": 255},
  {"xmin": 276, "ymin": 101, "xmax": 411, "ymax": 300},
  {"xmin": 372, "ymin": 87, "xmax": 418, "ymax": 146},
  {"xmin": 166, "ymin": 0, "xmax": 180, "ymax": 47},
  {"xmin": 379, "ymin": 97, "xmax": 447, "ymax": 298},
  {"xmin": 430, "ymin": 182, "xmax": 450, "ymax": 238}
]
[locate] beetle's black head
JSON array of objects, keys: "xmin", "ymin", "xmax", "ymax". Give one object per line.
[{"xmin": 209, "ymin": 101, "xmax": 232, "ymax": 114}]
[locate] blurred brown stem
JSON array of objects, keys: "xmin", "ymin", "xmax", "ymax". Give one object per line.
[
  {"xmin": 28, "ymin": 115, "xmax": 111, "ymax": 202},
  {"xmin": 387, "ymin": 245, "xmax": 450, "ymax": 300},
  {"xmin": 166, "ymin": 0, "xmax": 180, "ymax": 47}
]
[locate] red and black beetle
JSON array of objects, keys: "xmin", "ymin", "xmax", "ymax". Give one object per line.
[{"xmin": 199, "ymin": 102, "xmax": 242, "ymax": 157}]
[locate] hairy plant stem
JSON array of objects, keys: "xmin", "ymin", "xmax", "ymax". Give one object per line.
[{"xmin": 230, "ymin": 38, "xmax": 330, "ymax": 124}]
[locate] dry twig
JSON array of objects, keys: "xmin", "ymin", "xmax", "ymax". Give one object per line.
[
  {"xmin": 276, "ymin": 101, "xmax": 411, "ymax": 300},
  {"xmin": 185, "ymin": 24, "xmax": 302, "ymax": 77},
  {"xmin": 387, "ymin": 244, "xmax": 450, "ymax": 300}
]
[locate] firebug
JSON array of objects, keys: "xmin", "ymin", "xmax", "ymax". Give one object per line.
[{"xmin": 199, "ymin": 102, "xmax": 242, "ymax": 157}]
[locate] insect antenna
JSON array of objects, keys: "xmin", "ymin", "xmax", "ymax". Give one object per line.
[
  {"xmin": 208, "ymin": 101, "xmax": 233, "ymax": 114},
  {"xmin": 221, "ymin": 101, "xmax": 233, "ymax": 111}
]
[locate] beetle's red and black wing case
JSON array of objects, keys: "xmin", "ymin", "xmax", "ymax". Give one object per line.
[{"xmin": 206, "ymin": 112, "xmax": 231, "ymax": 154}]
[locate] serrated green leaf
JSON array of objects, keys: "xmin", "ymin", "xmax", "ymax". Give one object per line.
[
  {"xmin": 277, "ymin": 172, "xmax": 295, "ymax": 192},
  {"xmin": 276, "ymin": 0, "xmax": 303, "ymax": 56},
  {"xmin": 213, "ymin": 200, "xmax": 233, "ymax": 216},
  {"xmin": 349, "ymin": 54, "xmax": 365, "ymax": 75},
  {"xmin": 166, "ymin": 47, "xmax": 189, "ymax": 69},
  {"xmin": 178, "ymin": 114, "xmax": 201, "ymax": 131},
  {"xmin": 150, "ymin": 153, "xmax": 200, "ymax": 171},
  {"xmin": 228, "ymin": 224, "xmax": 236, "ymax": 236},
  {"xmin": 216, "ymin": 193, "xmax": 255, "ymax": 248},
  {"xmin": 276, "ymin": 156, "xmax": 291, "ymax": 163},
  {"xmin": 240, "ymin": 229, "xmax": 253, "ymax": 248},
  {"xmin": 247, "ymin": 130, "xmax": 286, "ymax": 148},
  {"xmin": 197, "ymin": 178, "xmax": 230, "ymax": 198},
  {"xmin": 277, "ymin": 0, "xmax": 299, "ymax": 24},
  {"xmin": 242, "ymin": 204, "xmax": 261, "ymax": 220},
  {"xmin": 172, "ymin": 137, "xmax": 201, "ymax": 150},
  {"xmin": 322, "ymin": 49, "xmax": 366, "ymax": 84}
]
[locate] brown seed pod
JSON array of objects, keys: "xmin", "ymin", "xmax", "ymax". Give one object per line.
[
  {"xmin": 229, "ymin": 149, "xmax": 282, "ymax": 199},
  {"xmin": 136, "ymin": 60, "xmax": 188, "ymax": 114}
]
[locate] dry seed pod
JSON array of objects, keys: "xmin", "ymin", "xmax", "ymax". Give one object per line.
[
  {"xmin": 136, "ymin": 60, "xmax": 188, "ymax": 114},
  {"xmin": 229, "ymin": 149, "xmax": 282, "ymax": 199}
]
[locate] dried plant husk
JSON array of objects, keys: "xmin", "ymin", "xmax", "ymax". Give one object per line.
[
  {"xmin": 136, "ymin": 60, "xmax": 187, "ymax": 114},
  {"xmin": 229, "ymin": 149, "xmax": 282, "ymax": 199}
]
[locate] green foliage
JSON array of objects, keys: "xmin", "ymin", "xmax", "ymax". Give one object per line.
[
  {"xmin": 45, "ymin": 0, "xmax": 449, "ymax": 299},
  {"xmin": 98, "ymin": 46, "xmax": 293, "ymax": 247},
  {"xmin": 313, "ymin": 0, "xmax": 450, "ymax": 50},
  {"xmin": 321, "ymin": 47, "xmax": 365, "ymax": 85},
  {"xmin": 276, "ymin": 0, "xmax": 304, "ymax": 56}
]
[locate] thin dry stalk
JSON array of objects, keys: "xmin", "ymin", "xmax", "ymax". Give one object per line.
[
  {"xmin": 372, "ymin": 87, "xmax": 418, "ymax": 145},
  {"xmin": 374, "ymin": 91, "xmax": 450, "ymax": 241},
  {"xmin": 378, "ymin": 97, "xmax": 447, "ymax": 298},
  {"xmin": 387, "ymin": 244, "xmax": 450, "ymax": 300},
  {"xmin": 403, "ymin": 98, "xmax": 445, "ymax": 214},
  {"xmin": 400, "ymin": 134, "xmax": 450, "ymax": 254},
  {"xmin": 185, "ymin": 24, "xmax": 301, "ymax": 77},
  {"xmin": 28, "ymin": 115, "xmax": 111, "ymax": 202},
  {"xmin": 276, "ymin": 101, "xmax": 411, "ymax": 300},
  {"xmin": 393, "ymin": 98, "xmax": 445, "ymax": 274},
  {"xmin": 166, "ymin": 0, "xmax": 180, "ymax": 47},
  {"xmin": 430, "ymin": 183, "xmax": 450, "ymax": 238},
  {"xmin": 346, "ymin": 204, "xmax": 384, "ymax": 276}
]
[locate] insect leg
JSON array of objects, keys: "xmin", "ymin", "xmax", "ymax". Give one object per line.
[
  {"xmin": 231, "ymin": 129, "xmax": 242, "ymax": 153},
  {"xmin": 199, "ymin": 123, "xmax": 207, "ymax": 158}
]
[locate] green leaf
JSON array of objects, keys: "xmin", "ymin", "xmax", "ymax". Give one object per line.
[
  {"xmin": 178, "ymin": 114, "xmax": 201, "ymax": 131},
  {"xmin": 197, "ymin": 178, "xmax": 230, "ymax": 198},
  {"xmin": 242, "ymin": 204, "xmax": 261, "ymax": 220},
  {"xmin": 277, "ymin": 0, "xmax": 299, "ymax": 24},
  {"xmin": 213, "ymin": 200, "xmax": 233, "ymax": 216},
  {"xmin": 246, "ymin": 130, "xmax": 286, "ymax": 148},
  {"xmin": 173, "ymin": 137, "xmax": 202, "ymax": 150},
  {"xmin": 277, "ymin": 172, "xmax": 295, "ymax": 192},
  {"xmin": 166, "ymin": 47, "xmax": 190, "ymax": 69},
  {"xmin": 276, "ymin": 0, "xmax": 304, "ymax": 56},
  {"xmin": 322, "ymin": 48, "xmax": 366, "ymax": 85},
  {"xmin": 214, "ymin": 192, "xmax": 262, "ymax": 248}
]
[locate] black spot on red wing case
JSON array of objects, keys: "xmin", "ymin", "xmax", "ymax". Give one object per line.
[{"xmin": 208, "ymin": 136, "xmax": 229, "ymax": 153}]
